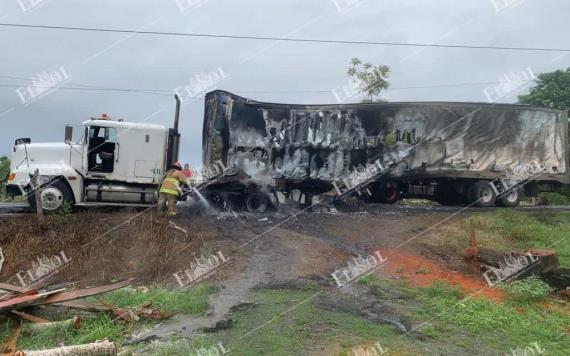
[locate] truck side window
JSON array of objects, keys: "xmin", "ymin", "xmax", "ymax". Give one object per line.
[{"xmin": 107, "ymin": 128, "xmax": 117, "ymax": 143}]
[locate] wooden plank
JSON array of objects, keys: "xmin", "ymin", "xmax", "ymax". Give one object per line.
[
  {"xmin": 24, "ymin": 340, "xmax": 116, "ymax": 356},
  {"xmin": 25, "ymin": 317, "xmax": 81, "ymax": 335},
  {"xmin": 10, "ymin": 310, "xmax": 50, "ymax": 324},
  {"xmin": 0, "ymin": 283, "xmax": 27, "ymax": 294},
  {"xmin": 52, "ymin": 300, "xmax": 113, "ymax": 312},
  {"xmin": 0, "ymin": 289, "xmax": 64, "ymax": 311},
  {"xmin": 40, "ymin": 279, "xmax": 135, "ymax": 305}
]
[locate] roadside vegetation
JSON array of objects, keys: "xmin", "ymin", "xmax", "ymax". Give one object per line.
[
  {"xmin": 0, "ymin": 284, "xmax": 218, "ymax": 351},
  {"xmin": 0, "ymin": 156, "xmax": 9, "ymax": 200},
  {"xmin": 130, "ymin": 276, "xmax": 569, "ymax": 355},
  {"xmin": 428, "ymin": 210, "xmax": 570, "ymax": 265}
]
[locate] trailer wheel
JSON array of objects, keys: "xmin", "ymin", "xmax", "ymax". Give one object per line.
[
  {"xmin": 496, "ymin": 187, "xmax": 522, "ymax": 207},
  {"xmin": 246, "ymin": 192, "xmax": 269, "ymax": 213},
  {"xmin": 467, "ymin": 180, "xmax": 496, "ymax": 207},
  {"xmin": 205, "ymin": 192, "xmax": 228, "ymax": 212},
  {"xmin": 370, "ymin": 182, "xmax": 401, "ymax": 204},
  {"xmin": 28, "ymin": 179, "xmax": 74, "ymax": 213}
]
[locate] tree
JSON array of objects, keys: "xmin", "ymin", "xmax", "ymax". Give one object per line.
[
  {"xmin": 347, "ymin": 57, "xmax": 390, "ymax": 102},
  {"xmin": 0, "ymin": 156, "xmax": 10, "ymax": 198},
  {"xmin": 518, "ymin": 68, "xmax": 570, "ymax": 110}
]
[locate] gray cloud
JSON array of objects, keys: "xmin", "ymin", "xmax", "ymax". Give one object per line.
[{"xmin": 0, "ymin": 0, "xmax": 568, "ymax": 164}]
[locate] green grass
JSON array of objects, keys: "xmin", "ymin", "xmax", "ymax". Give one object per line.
[
  {"xmin": 453, "ymin": 210, "xmax": 570, "ymax": 266},
  {"xmin": 134, "ymin": 278, "xmax": 569, "ymax": 355},
  {"xmin": 0, "ymin": 284, "xmax": 218, "ymax": 351},
  {"xmin": 94, "ymin": 283, "xmax": 219, "ymax": 314},
  {"xmin": 132, "ymin": 287, "xmax": 420, "ymax": 356},
  {"xmin": 540, "ymin": 192, "xmax": 570, "ymax": 205},
  {"xmin": 360, "ymin": 277, "xmax": 570, "ymax": 356},
  {"xmin": 498, "ymin": 276, "xmax": 555, "ymax": 304}
]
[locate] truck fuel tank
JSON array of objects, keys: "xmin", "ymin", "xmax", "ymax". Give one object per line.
[{"xmin": 85, "ymin": 182, "xmax": 158, "ymax": 204}]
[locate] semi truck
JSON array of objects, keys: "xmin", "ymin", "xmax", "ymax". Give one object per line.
[
  {"xmin": 202, "ymin": 90, "xmax": 569, "ymax": 207},
  {"xmin": 6, "ymin": 89, "xmax": 568, "ymax": 213},
  {"xmin": 5, "ymin": 96, "xmax": 183, "ymax": 212}
]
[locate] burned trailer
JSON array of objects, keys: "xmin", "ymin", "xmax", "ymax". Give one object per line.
[{"xmin": 202, "ymin": 90, "xmax": 569, "ymax": 207}]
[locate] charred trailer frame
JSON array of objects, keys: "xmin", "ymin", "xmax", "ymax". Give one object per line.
[{"xmin": 202, "ymin": 90, "xmax": 569, "ymax": 207}]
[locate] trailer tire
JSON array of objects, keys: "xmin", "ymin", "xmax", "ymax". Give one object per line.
[
  {"xmin": 370, "ymin": 182, "xmax": 401, "ymax": 204},
  {"xmin": 204, "ymin": 192, "xmax": 228, "ymax": 212},
  {"xmin": 246, "ymin": 192, "xmax": 269, "ymax": 213},
  {"xmin": 467, "ymin": 180, "xmax": 496, "ymax": 207},
  {"xmin": 496, "ymin": 187, "xmax": 522, "ymax": 207},
  {"xmin": 28, "ymin": 179, "xmax": 74, "ymax": 213}
]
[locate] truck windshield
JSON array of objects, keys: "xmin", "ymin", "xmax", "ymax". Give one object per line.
[{"xmin": 88, "ymin": 126, "xmax": 117, "ymax": 173}]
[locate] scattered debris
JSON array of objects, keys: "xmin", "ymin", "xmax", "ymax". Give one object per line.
[
  {"xmin": 97, "ymin": 299, "xmax": 174, "ymax": 322},
  {"xmin": 23, "ymin": 339, "xmax": 117, "ymax": 356},
  {"xmin": 10, "ymin": 310, "xmax": 50, "ymax": 323},
  {"xmin": 0, "ymin": 321, "xmax": 21, "ymax": 355},
  {"xmin": 463, "ymin": 230, "xmax": 479, "ymax": 273},
  {"xmin": 468, "ymin": 237, "xmax": 570, "ymax": 289},
  {"xmin": 0, "ymin": 248, "xmax": 5, "ymax": 276},
  {"xmin": 25, "ymin": 316, "xmax": 81, "ymax": 335},
  {"xmin": 0, "ymin": 278, "xmax": 168, "ymax": 353},
  {"xmin": 168, "ymin": 221, "xmax": 188, "ymax": 237}
]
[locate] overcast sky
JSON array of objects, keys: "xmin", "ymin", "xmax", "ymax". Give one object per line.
[{"xmin": 0, "ymin": 0, "xmax": 568, "ymax": 165}]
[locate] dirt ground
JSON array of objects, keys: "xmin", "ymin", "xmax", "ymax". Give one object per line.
[{"xmin": 0, "ymin": 201, "xmax": 562, "ymax": 353}]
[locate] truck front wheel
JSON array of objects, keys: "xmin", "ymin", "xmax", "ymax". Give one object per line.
[
  {"xmin": 496, "ymin": 187, "xmax": 522, "ymax": 207},
  {"xmin": 28, "ymin": 179, "xmax": 74, "ymax": 213}
]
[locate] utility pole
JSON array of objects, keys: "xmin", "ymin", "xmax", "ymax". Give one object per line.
[{"xmin": 30, "ymin": 169, "xmax": 44, "ymax": 225}]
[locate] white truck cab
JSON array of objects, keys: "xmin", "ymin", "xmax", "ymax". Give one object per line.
[{"xmin": 6, "ymin": 97, "xmax": 182, "ymax": 211}]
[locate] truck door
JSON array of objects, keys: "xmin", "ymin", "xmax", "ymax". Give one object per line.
[{"xmin": 87, "ymin": 126, "xmax": 118, "ymax": 174}]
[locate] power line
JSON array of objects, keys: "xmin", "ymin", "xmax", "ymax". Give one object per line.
[
  {"xmin": 0, "ymin": 83, "xmax": 172, "ymax": 96},
  {"xmin": 1, "ymin": 22, "xmax": 569, "ymax": 53},
  {"xmin": 0, "ymin": 80, "xmax": 535, "ymax": 96},
  {"xmin": 237, "ymin": 81, "xmax": 535, "ymax": 93},
  {"xmin": 0, "ymin": 75, "xmax": 171, "ymax": 95}
]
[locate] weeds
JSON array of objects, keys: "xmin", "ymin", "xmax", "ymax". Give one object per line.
[
  {"xmin": 430, "ymin": 211, "xmax": 570, "ymax": 266},
  {"xmin": 0, "ymin": 285, "xmax": 219, "ymax": 351},
  {"xmin": 95, "ymin": 284, "xmax": 219, "ymax": 314},
  {"xmin": 498, "ymin": 276, "xmax": 555, "ymax": 303},
  {"xmin": 539, "ymin": 192, "xmax": 569, "ymax": 206}
]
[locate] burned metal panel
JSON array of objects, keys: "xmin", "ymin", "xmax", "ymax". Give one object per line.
[{"xmin": 202, "ymin": 90, "xmax": 569, "ymax": 184}]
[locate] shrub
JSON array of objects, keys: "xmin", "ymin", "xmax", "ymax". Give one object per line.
[
  {"xmin": 498, "ymin": 276, "xmax": 554, "ymax": 303},
  {"xmin": 539, "ymin": 192, "xmax": 569, "ymax": 206}
]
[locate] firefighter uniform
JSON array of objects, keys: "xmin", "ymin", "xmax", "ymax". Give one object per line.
[{"xmin": 157, "ymin": 166, "xmax": 190, "ymax": 217}]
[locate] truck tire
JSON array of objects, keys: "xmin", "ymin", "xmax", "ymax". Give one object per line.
[
  {"xmin": 496, "ymin": 187, "xmax": 522, "ymax": 207},
  {"xmin": 246, "ymin": 192, "xmax": 269, "ymax": 213},
  {"xmin": 370, "ymin": 182, "xmax": 401, "ymax": 204},
  {"xmin": 467, "ymin": 180, "xmax": 496, "ymax": 207},
  {"xmin": 204, "ymin": 192, "xmax": 228, "ymax": 212},
  {"xmin": 28, "ymin": 179, "xmax": 74, "ymax": 213}
]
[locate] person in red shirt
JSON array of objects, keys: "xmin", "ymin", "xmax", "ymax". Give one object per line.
[{"xmin": 181, "ymin": 163, "xmax": 192, "ymax": 178}]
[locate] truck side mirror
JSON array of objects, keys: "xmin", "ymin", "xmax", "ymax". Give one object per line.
[{"xmin": 65, "ymin": 125, "xmax": 73, "ymax": 143}]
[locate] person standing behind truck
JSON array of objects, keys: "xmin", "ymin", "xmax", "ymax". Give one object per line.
[
  {"xmin": 181, "ymin": 163, "xmax": 192, "ymax": 178},
  {"xmin": 157, "ymin": 162, "xmax": 190, "ymax": 217}
]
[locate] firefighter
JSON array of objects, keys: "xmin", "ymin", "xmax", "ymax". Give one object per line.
[{"xmin": 157, "ymin": 162, "xmax": 190, "ymax": 217}]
